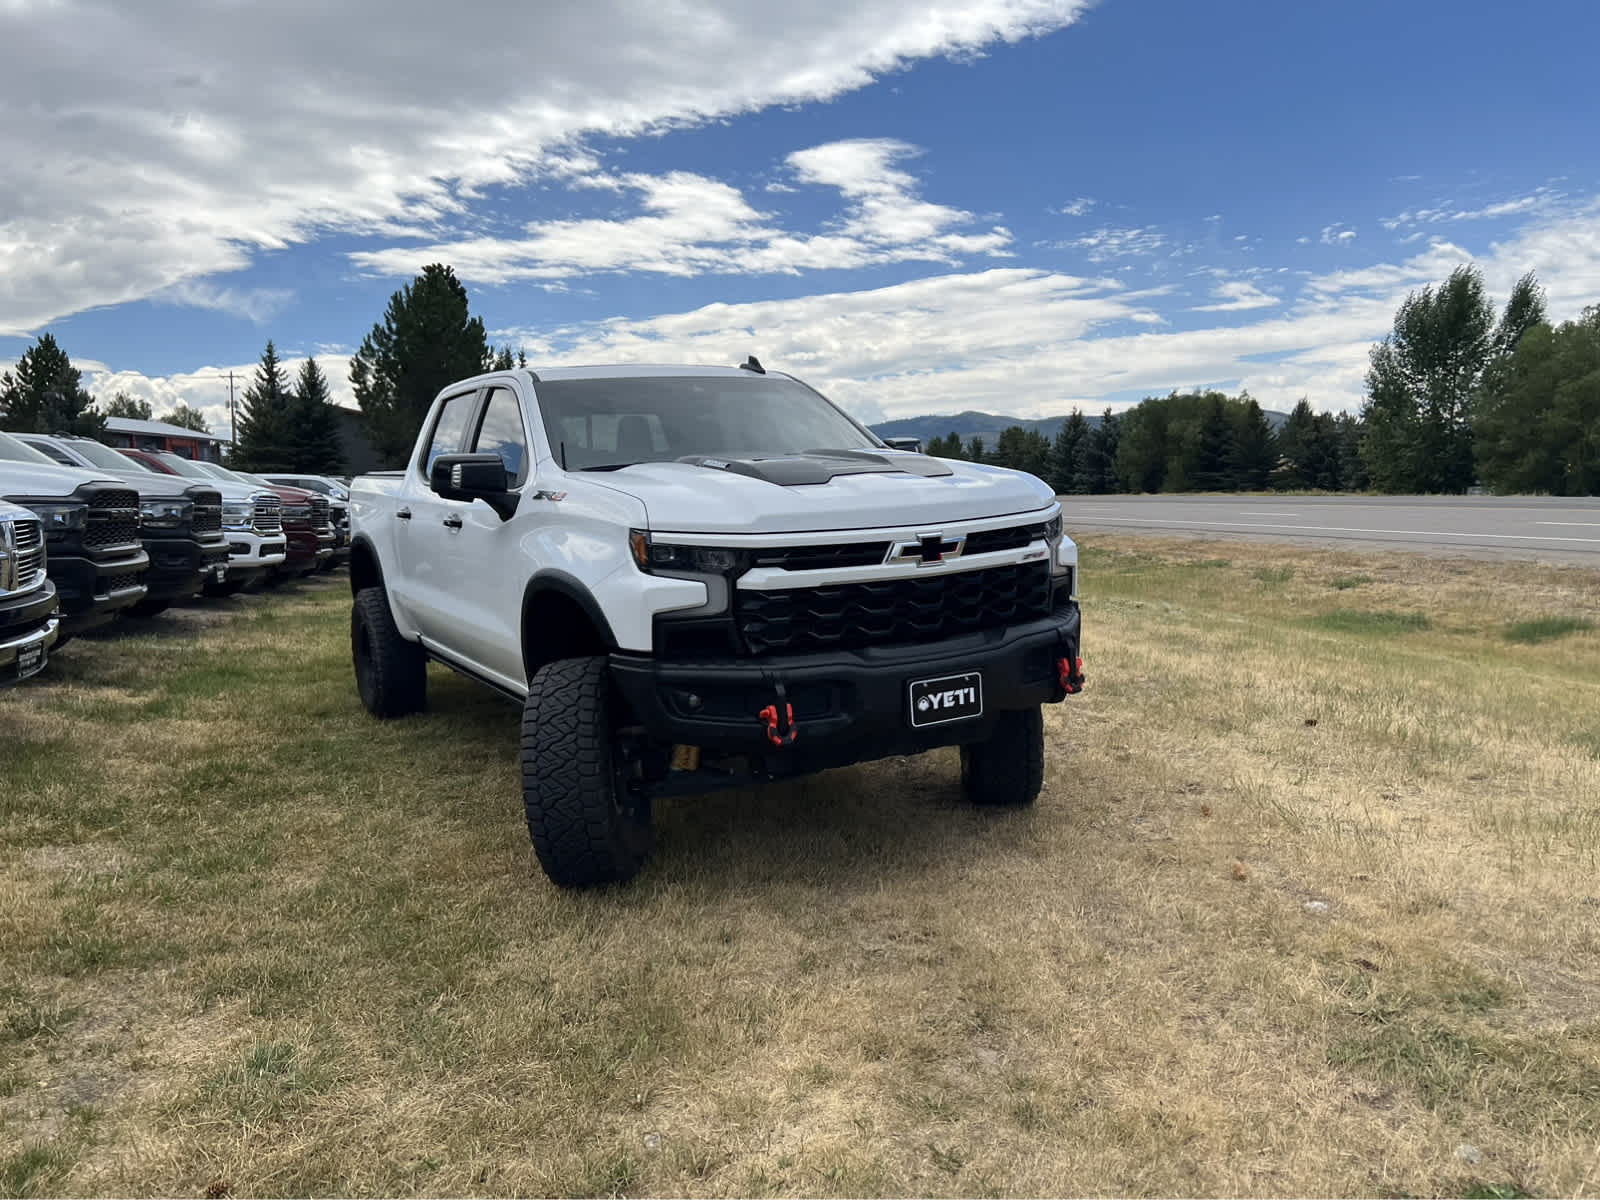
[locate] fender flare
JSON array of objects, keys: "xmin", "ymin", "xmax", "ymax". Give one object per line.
[{"xmin": 520, "ymin": 571, "xmax": 620, "ymax": 678}]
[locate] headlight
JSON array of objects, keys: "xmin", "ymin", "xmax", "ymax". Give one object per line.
[
  {"xmin": 221, "ymin": 502, "xmax": 253, "ymax": 529},
  {"xmin": 20, "ymin": 501, "xmax": 89, "ymax": 540},
  {"xmin": 139, "ymin": 499, "xmax": 192, "ymax": 530},
  {"xmin": 282, "ymin": 504, "xmax": 313, "ymax": 521},
  {"xmin": 629, "ymin": 530, "xmax": 749, "ymax": 576}
]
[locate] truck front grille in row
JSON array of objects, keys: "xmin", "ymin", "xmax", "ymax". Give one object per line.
[
  {"xmin": 192, "ymin": 498, "xmax": 222, "ymax": 535},
  {"xmin": 83, "ymin": 488, "xmax": 141, "ymax": 550},
  {"xmin": 735, "ymin": 561, "xmax": 1053, "ymax": 656},
  {"xmin": 103, "ymin": 573, "xmax": 143, "ymax": 595},
  {"xmin": 309, "ymin": 495, "xmax": 332, "ymax": 532},
  {"xmin": 252, "ymin": 496, "xmax": 282, "ymax": 534},
  {"xmin": 2, "ymin": 518, "xmax": 45, "ymax": 594}
]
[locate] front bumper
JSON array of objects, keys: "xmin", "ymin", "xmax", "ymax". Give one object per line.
[
  {"xmin": 224, "ymin": 530, "xmax": 288, "ymax": 578},
  {"xmin": 142, "ymin": 532, "xmax": 231, "ymax": 601},
  {"xmin": 0, "ymin": 580, "xmax": 60, "ymax": 685},
  {"xmin": 610, "ymin": 603, "xmax": 1082, "ymax": 775},
  {"xmin": 48, "ymin": 547, "xmax": 150, "ymax": 633},
  {"xmin": 281, "ymin": 528, "xmax": 335, "ymax": 571}
]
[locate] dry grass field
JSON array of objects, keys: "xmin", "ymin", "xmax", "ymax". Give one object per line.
[{"xmin": 2, "ymin": 537, "xmax": 1598, "ymax": 1197}]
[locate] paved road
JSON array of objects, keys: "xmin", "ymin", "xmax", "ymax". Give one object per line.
[{"xmin": 1059, "ymin": 495, "xmax": 1600, "ymax": 565}]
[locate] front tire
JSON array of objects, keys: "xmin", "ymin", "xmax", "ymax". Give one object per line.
[
  {"xmin": 351, "ymin": 586, "xmax": 426, "ymax": 718},
  {"xmin": 521, "ymin": 656, "xmax": 652, "ymax": 888},
  {"xmin": 960, "ymin": 706, "xmax": 1045, "ymax": 806}
]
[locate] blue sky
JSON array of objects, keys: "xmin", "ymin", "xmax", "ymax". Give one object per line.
[{"xmin": 2, "ymin": 0, "xmax": 1597, "ymax": 431}]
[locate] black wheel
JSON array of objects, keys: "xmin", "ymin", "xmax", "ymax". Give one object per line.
[
  {"xmin": 125, "ymin": 597, "xmax": 171, "ymax": 618},
  {"xmin": 960, "ymin": 706, "xmax": 1045, "ymax": 806},
  {"xmin": 521, "ymin": 656, "xmax": 652, "ymax": 888},
  {"xmin": 204, "ymin": 576, "xmax": 244, "ymax": 598},
  {"xmin": 351, "ymin": 586, "xmax": 426, "ymax": 718}
]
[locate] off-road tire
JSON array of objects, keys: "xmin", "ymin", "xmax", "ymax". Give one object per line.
[
  {"xmin": 521, "ymin": 655, "xmax": 652, "ymax": 888},
  {"xmin": 960, "ymin": 705, "xmax": 1045, "ymax": 806},
  {"xmin": 351, "ymin": 586, "xmax": 426, "ymax": 718}
]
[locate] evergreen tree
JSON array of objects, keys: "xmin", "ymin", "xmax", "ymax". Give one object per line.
[
  {"xmin": 0, "ymin": 333, "xmax": 106, "ymax": 436},
  {"xmin": 1475, "ymin": 307, "xmax": 1600, "ymax": 495},
  {"xmin": 288, "ymin": 357, "xmax": 347, "ymax": 475},
  {"xmin": 1331, "ymin": 413, "xmax": 1369, "ymax": 491},
  {"xmin": 491, "ymin": 346, "xmax": 514, "ymax": 371},
  {"xmin": 103, "ymin": 391, "xmax": 153, "ymax": 420},
  {"xmin": 1274, "ymin": 399, "xmax": 1342, "ymax": 489},
  {"xmin": 1047, "ymin": 410, "xmax": 1088, "ymax": 493},
  {"xmin": 1077, "ymin": 409, "xmax": 1120, "ymax": 493},
  {"xmin": 350, "ymin": 264, "xmax": 491, "ymax": 465},
  {"xmin": 965, "ymin": 435, "xmax": 987, "ymax": 463},
  {"xmin": 1227, "ymin": 397, "xmax": 1276, "ymax": 491},
  {"xmin": 1190, "ymin": 394, "xmax": 1234, "ymax": 490},
  {"xmin": 231, "ymin": 340, "xmax": 296, "ymax": 470},
  {"xmin": 160, "ymin": 404, "xmax": 210, "ymax": 433}
]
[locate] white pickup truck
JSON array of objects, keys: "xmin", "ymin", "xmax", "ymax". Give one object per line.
[{"xmin": 349, "ymin": 361, "xmax": 1084, "ymax": 887}]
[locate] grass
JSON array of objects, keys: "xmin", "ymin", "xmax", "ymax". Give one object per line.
[
  {"xmin": 1504, "ymin": 615, "xmax": 1594, "ymax": 644},
  {"xmin": 2, "ymin": 550, "xmax": 1599, "ymax": 1196}
]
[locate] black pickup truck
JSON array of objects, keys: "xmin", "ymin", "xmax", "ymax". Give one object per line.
[{"xmin": 0, "ymin": 433, "xmax": 150, "ymax": 638}]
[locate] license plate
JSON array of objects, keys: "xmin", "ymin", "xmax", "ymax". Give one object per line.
[
  {"xmin": 16, "ymin": 641, "xmax": 45, "ymax": 681},
  {"xmin": 909, "ymin": 671, "xmax": 983, "ymax": 728}
]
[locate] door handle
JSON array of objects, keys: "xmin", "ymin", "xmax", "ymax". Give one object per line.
[
  {"xmin": 443, "ymin": 514, "xmax": 463, "ymax": 530},
  {"xmin": 396, "ymin": 507, "xmax": 411, "ymax": 521}
]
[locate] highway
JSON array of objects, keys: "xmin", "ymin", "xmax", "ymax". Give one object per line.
[{"xmin": 1059, "ymin": 495, "xmax": 1600, "ymax": 565}]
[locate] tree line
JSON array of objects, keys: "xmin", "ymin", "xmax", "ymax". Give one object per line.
[
  {"xmin": 926, "ymin": 266, "xmax": 1596, "ymax": 495},
  {"xmin": 0, "ymin": 334, "xmax": 210, "ymax": 440}
]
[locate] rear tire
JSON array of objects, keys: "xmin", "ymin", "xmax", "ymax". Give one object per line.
[
  {"xmin": 521, "ymin": 655, "xmax": 652, "ymax": 888},
  {"xmin": 351, "ymin": 586, "xmax": 426, "ymax": 718},
  {"xmin": 960, "ymin": 706, "xmax": 1045, "ymax": 806}
]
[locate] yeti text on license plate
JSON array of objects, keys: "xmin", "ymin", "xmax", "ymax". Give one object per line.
[{"xmin": 908, "ymin": 671, "xmax": 983, "ymax": 728}]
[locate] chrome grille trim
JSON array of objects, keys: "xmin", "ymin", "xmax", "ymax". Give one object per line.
[
  {"xmin": 4, "ymin": 519, "xmax": 47, "ymax": 593},
  {"xmin": 251, "ymin": 495, "xmax": 283, "ymax": 534}
]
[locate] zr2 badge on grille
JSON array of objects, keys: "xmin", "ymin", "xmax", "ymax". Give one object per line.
[{"xmin": 908, "ymin": 671, "xmax": 983, "ymax": 728}]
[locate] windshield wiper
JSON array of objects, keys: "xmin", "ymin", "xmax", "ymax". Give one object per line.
[{"xmin": 576, "ymin": 462, "xmax": 637, "ymax": 472}]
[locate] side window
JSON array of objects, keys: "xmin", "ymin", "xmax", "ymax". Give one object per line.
[
  {"xmin": 420, "ymin": 391, "xmax": 478, "ymax": 478},
  {"xmin": 32, "ymin": 442, "xmax": 78, "ymax": 466},
  {"xmin": 471, "ymin": 387, "xmax": 530, "ymax": 486}
]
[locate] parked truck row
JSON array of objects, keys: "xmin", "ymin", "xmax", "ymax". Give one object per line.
[{"xmin": 0, "ymin": 428, "xmax": 348, "ymax": 685}]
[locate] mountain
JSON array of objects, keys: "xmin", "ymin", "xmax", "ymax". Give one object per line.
[{"xmin": 870, "ymin": 407, "xmax": 1290, "ymax": 445}]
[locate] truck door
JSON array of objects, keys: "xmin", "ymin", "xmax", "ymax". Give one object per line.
[
  {"xmin": 391, "ymin": 386, "xmax": 481, "ymax": 645},
  {"xmin": 428, "ymin": 384, "xmax": 541, "ymax": 685}
]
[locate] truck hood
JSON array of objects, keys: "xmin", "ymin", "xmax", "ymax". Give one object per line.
[
  {"xmin": 586, "ymin": 452, "xmax": 1057, "ymax": 535},
  {"xmin": 0, "ymin": 460, "xmax": 126, "ymax": 498}
]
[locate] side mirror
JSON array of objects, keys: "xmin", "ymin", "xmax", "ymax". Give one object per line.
[{"xmin": 429, "ymin": 453, "xmax": 519, "ymax": 520}]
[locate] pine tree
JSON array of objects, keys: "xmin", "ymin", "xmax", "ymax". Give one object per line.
[
  {"xmin": 1190, "ymin": 394, "xmax": 1234, "ymax": 490},
  {"xmin": 232, "ymin": 340, "xmax": 295, "ymax": 470},
  {"xmin": 350, "ymin": 264, "xmax": 491, "ymax": 466},
  {"xmin": 1227, "ymin": 398, "xmax": 1276, "ymax": 491},
  {"xmin": 103, "ymin": 391, "xmax": 154, "ymax": 420},
  {"xmin": 1047, "ymin": 410, "xmax": 1088, "ymax": 493},
  {"xmin": 0, "ymin": 333, "xmax": 106, "ymax": 436},
  {"xmin": 1077, "ymin": 409, "xmax": 1120, "ymax": 493},
  {"xmin": 491, "ymin": 346, "xmax": 514, "ymax": 371},
  {"xmin": 288, "ymin": 357, "xmax": 347, "ymax": 475},
  {"xmin": 965, "ymin": 436, "xmax": 987, "ymax": 463}
]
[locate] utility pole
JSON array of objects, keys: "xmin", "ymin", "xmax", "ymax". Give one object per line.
[{"xmin": 228, "ymin": 370, "xmax": 236, "ymax": 452}]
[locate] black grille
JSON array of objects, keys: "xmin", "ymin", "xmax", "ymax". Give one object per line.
[
  {"xmin": 190, "ymin": 488, "xmax": 222, "ymax": 535},
  {"xmin": 964, "ymin": 521, "xmax": 1052, "ymax": 556},
  {"xmin": 104, "ymin": 573, "xmax": 142, "ymax": 594},
  {"xmin": 84, "ymin": 488, "xmax": 140, "ymax": 550},
  {"xmin": 736, "ymin": 561, "xmax": 1053, "ymax": 656},
  {"xmin": 310, "ymin": 495, "xmax": 332, "ymax": 532},
  {"xmin": 752, "ymin": 543, "xmax": 890, "ymax": 571}
]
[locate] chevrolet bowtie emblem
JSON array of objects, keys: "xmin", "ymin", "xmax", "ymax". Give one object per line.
[{"xmin": 891, "ymin": 532, "xmax": 965, "ymax": 566}]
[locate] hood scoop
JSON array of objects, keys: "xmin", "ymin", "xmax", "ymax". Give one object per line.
[{"xmin": 673, "ymin": 449, "xmax": 954, "ymax": 487}]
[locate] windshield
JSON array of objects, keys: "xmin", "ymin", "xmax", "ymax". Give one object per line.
[
  {"xmin": 154, "ymin": 451, "xmax": 217, "ymax": 480},
  {"xmin": 66, "ymin": 438, "xmax": 144, "ymax": 472},
  {"xmin": 534, "ymin": 375, "xmax": 880, "ymax": 471},
  {"xmin": 0, "ymin": 430, "xmax": 61, "ymax": 465}
]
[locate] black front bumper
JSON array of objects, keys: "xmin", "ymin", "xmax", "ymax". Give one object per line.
[
  {"xmin": 142, "ymin": 533, "xmax": 231, "ymax": 602},
  {"xmin": 48, "ymin": 547, "xmax": 150, "ymax": 633},
  {"xmin": 610, "ymin": 603, "xmax": 1082, "ymax": 776}
]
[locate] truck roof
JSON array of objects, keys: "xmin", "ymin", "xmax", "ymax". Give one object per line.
[{"xmin": 450, "ymin": 364, "xmax": 790, "ymax": 388}]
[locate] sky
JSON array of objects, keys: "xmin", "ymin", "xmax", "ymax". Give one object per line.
[{"xmin": 2, "ymin": 0, "xmax": 1598, "ymax": 437}]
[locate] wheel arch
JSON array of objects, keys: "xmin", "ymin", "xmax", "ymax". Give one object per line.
[
  {"xmin": 521, "ymin": 572, "xmax": 618, "ymax": 682},
  {"xmin": 349, "ymin": 535, "xmax": 383, "ymax": 596}
]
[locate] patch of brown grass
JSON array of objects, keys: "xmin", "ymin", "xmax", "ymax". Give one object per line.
[{"xmin": 1, "ymin": 552, "xmax": 1597, "ymax": 1196}]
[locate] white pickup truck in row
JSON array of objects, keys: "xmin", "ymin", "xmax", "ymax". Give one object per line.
[{"xmin": 349, "ymin": 361, "xmax": 1083, "ymax": 887}]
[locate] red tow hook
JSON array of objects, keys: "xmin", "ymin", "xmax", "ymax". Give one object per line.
[
  {"xmin": 1058, "ymin": 655, "xmax": 1085, "ymax": 695},
  {"xmin": 760, "ymin": 702, "xmax": 798, "ymax": 746}
]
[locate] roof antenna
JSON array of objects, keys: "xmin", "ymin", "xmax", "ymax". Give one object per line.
[{"xmin": 739, "ymin": 355, "xmax": 765, "ymax": 374}]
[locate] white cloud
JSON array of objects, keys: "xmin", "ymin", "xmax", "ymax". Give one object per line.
[
  {"xmin": 1192, "ymin": 280, "xmax": 1280, "ymax": 312},
  {"xmin": 1057, "ymin": 226, "xmax": 1168, "ymax": 262},
  {"xmin": 0, "ymin": 0, "xmax": 1092, "ymax": 335},
  {"xmin": 1057, "ymin": 197, "xmax": 1095, "ymax": 217},
  {"xmin": 1320, "ymin": 224, "xmax": 1358, "ymax": 245},
  {"xmin": 349, "ymin": 139, "xmax": 1012, "ymax": 284},
  {"xmin": 1381, "ymin": 187, "xmax": 1564, "ymax": 232}
]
